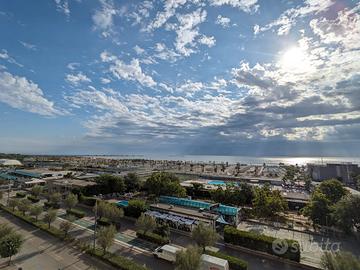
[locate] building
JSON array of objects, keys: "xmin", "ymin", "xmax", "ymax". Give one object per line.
[
  {"xmin": 146, "ymin": 196, "xmax": 241, "ymax": 232},
  {"xmin": 0, "ymin": 159, "xmax": 22, "ymax": 166},
  {"xmin": 47, "ymin": 178, "xmax": 97, "ymax": 194},
  {"xmin": 307, "ymin": 163, "xmax": 360, "ymax": 185}
]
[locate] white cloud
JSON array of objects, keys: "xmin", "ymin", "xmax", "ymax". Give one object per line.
[
  {"xmin": 92, "ymin": 0, "xmax": 118, "ymax": 37},
  {"xmin": 19, "ymin": 41, "xmax": 37, "ymax": 51},
  {"xmin": 100, "ymin": 51, "xmax": 156, "ymax": 87},
  {"xmin": 67, "ymin": 62, "xmax": 80, "ymax": 70},
  {"xmin": 154, "ymin": 43, "xmax": 181, "ymax": 62},
  {"xmin": 147, "ymin": 0, "xmax": 187, "ymax": 31},
  {"xmin": 199, "ymin": 35, "xmax": 216, "ymax": 47},
  {"xmin": 210, "ymin": 0, "xmax": 259, "ymax": 13},
  {"xmin": 101, "ymin": 77, "xmax": 111, "ymax": 84},
  {"xmin": 0, "ymin": 71, "xmax": 62, "ymax": 116},
  {"xmin": 0, "ymin": 49, "xmax": 23, "ymax": 67},
  {"xmin": 216, "ymin": 15, "xmax": 231, "ymax": 28},
  {"xmin": 54, "ymin": 0, "xmax": 70, "ymax": 17},
  {"xmin": 134, "ymin": 45, "xmax": 145, "ymax": 55},
  {"xmin": 309, "ymin": 3, "xmax": 360, "ymax": 49},
  {"xmin": 66, "ymin": 72, "xmax": 92, "ymax": 86},
  {"xmin": 257, "ymin": 0, "xmax": 334, "ymax": 35},
  {"xmin": 174, "ymin": 9, "xmax": 207, "ymax": 56}
]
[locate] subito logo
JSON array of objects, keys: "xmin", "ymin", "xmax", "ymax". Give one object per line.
[{"xmin": 272, "ymin": 239, "xmax": 288, "ymax": 255}]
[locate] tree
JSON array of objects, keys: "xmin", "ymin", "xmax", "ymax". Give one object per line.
[
  {"xmin": 64, "ymin": 193, "xmax": 78, "ymax": 210},
  {"xmin": 8, "ymin": 199, "xmax": 18, "ymax": 211},
  {"xmin": 49, "ymin": 192, "xmax": 62, "ymax": 206},
  {"xmin": 303, "ymin": 191, "xmax": 332, "ymax": 226},
  {"xmin": 0, "ymin": 232, "xmax": 23, "ymax": 265},
  {"xmin": 96, "ymin": 174, "xmax": 125, "ymax": 194},
  {"xmin": 95, "ymin": 201, "xmax": 124, "ymax": 223},
  {"xmin": 125, "ymin": 199, "xmax": 147, "ymax": 218},
  {"xmin": 43, "ymin": 209, "xmax": 58, "ymax": 228},
  {"xmin": 175, "ymin": 245, "xmax": 202, "ymax": 270},
  {"xmin": 252, "ymin": 185, "xmax": 288, "ymax": 218},
  {"xmin": 17, "ymin": 198, "xmax": 30, "ymax": 215},
  {"xmin": 191, "ymin": 223, "xmax": 218, "ymax": 251},
  {"xmin": 124, "ymin": 173, "xmax": 141, "ymax": 192},
  {"xmin": 318, "ymin": 179, "xmax": 348, "ymax": 204},
  {"xmin": 321, "ymin": 251, "xmax": 360, "ymax": 270},
  {"xmin": 31, "ymin": 185, "xmax": 43, "ymax": 198},
  {"xmin": 145, "ymin": 172, "xmax": 186, "ymax": 197},
  {"xmin": 59, "ymin": 216, "xmax": 75, "ymax": 238},
  {"xmin": 29, "ymin": 205, "xmax": 43, "ymax": 221},
  {"xmin": 304, "ymin": 176, "xmax": 312, "ymax": 192},
  {"xmin": 97, "ymin": 225, "xmax": 116, "ymax": 254},
  {"xmin": 135, "ymin": 213, "xmax": 156, "ymax": 235},
  {"xmin": 333, "ymin": 195, "xmax": 360, "ymax": 233},
  {"xmin": 0, "ymin": 223, "xmax": 13, "ymax": 239}
]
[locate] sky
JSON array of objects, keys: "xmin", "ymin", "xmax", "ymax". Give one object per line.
[{"xmin": 0, "ymin": 0, "xmax": 359, "ymax": 156}]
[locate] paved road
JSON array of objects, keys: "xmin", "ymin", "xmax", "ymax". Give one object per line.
[{"xmin": 0, "ymin": 210, "xmax": 117, "ymax": 270}]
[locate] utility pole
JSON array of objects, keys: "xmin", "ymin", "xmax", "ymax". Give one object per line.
[
  {"xmin": 93, "ymin": 198, "xmax": 98, "ymax": 250},
  {"xmin": 93, "ymin": 194, "xmax": 102, "ymax": 250}
]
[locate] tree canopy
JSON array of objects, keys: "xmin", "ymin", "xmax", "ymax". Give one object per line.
[
  {"xmin": 252, "ymin": 184, "xmax": 288, "ymax": 218},
  {"xmin": 191, "ymin": 223, "xmax": 219, "ymax": 251},
  {"xmin": 135, "ymin": 213, "xmax": 157, "ymax": 235},
  {"xmin": 97, "ymin": 225, "xmax": 116, "ymax": 254},
  {"xmin": 321, "ymin": 252, "xmax": 360, "ymax": 270},
  {"xmin": 0, "ymin": 229, "xmax": 23, "ymax": 265},
  {"xmin": 145, "ymin": 172, "xmax": 186, "ymax": 197},
  {"xmin": 124, "ymin": 173, "xmax": 141, "ymax": 192},
  {"xmin": 175, "ymin": 245, "xmax": 202, "ymax": 270},
  {"xmin": 317, "ymin": 179, "xmax": 348, "ymax": 204},
  {"xmin": 332, "ymin": 195, "xmax": 360, "ymax": 233}
]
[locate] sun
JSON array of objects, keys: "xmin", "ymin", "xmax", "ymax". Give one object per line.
[{"xmin": 280, "ymin": 46, "xmax": 307, "ymax": 71}]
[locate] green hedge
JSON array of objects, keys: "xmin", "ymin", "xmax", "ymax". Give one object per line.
[
  {"xmin": 66, "ymin": 208, "xmax": 85, "ymax": 218},
  {"xmin": 0, "ymin": 205, "xmax": 64, "ymax": 239},
  {"xmin": 27, "ymin": 195, "xmax": 40, "ymax": 203},
  {"xmin": 136, "ymin": 231, "xmax": 169, "ymax": 245},
  {"xmin": 223, "ymin": 226, "xmax": 300, "ymax": 262},
  {"xmin": 205, "ymin": 250, "xmax": 247, "ymax": 270},
  {"xmin": 88, "ymin": 248, "xmax": 149, "ymax": 270},
  {"xmin": 16, "ymin": 192, "xmax": 26, "ymax": 198}
]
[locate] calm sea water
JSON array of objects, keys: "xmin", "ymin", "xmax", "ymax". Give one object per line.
[{"xmin": 93, "ymin": 154, "xmax": 360, "ymax": 165}]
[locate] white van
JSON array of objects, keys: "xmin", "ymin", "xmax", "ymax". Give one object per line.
[
  {"xmin": 153, "ymin": 244, "xmax": 183, "ymax": 262},
  {"xmin": 153, "ymin": 245, "xmax": 229, "ymax": 270}
]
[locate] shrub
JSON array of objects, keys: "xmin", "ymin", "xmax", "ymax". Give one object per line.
[
  {"xmin": 80, "ymin": 195, "xmax": 97, "ymax": 206},
  {"xmin": 27, "ymin": 195, "xmax": 40, "ymax": 203},
  {"xmin": 205, "ymin": 250, "xmax": 247, "ymax": 270},
  {"xmin": 44, "ymin": 201, "xmax": 60, "ymax": 209},
  {"xmin": 223, "ymin": 226, "xmax": 300, "ymax": 262},
  {"xmin": 136, "ymin": 231, "xmax": 169, "ymax": 245},
  {"xmin": 66, "ymin": 208, "xmax": 85, "ymax": 218},
  {"xmin": 88, "ymin": 248, "xmax": 149, "ymax": 270},
  {"xmin": 97, "ymin": 217, "xmax": 111, "ymax": 227},
  {"xmin": 16, "ymin": 192, "xmax": 26, "ymax": 198}
]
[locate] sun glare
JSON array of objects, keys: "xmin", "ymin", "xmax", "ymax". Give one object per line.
[{"xmin": 280, "ymin": 46, "xmax": 307, "ymax": 71}]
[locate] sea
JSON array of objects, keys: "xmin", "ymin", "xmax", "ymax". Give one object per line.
[{"xmin": 91, "ymin": 155, "xmax": 360, "ymax": 166}]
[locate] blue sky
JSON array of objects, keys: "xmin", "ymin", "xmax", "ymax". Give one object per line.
[{"xmin": 0, "ymin": 0, "xmax": 359, "ymax": 156}]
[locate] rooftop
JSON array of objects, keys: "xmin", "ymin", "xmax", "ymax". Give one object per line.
[
  {"xmin": 51, "ymin": 178, "xmax": 97, "ymax": 188},
  {"xmin": 150, "ymin": 203, "xmax": 219, "ymax": 223}
]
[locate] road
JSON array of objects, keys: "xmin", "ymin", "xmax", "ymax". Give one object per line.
[{"xmin": 0, "ymin": 210, "xmax": 117, "ymax": 270}]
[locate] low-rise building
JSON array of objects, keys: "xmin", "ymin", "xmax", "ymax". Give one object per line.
[{"xmin": 307, "ymin": 163, "xmax": 360, "ymax": 185}]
